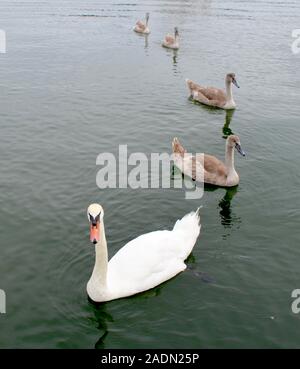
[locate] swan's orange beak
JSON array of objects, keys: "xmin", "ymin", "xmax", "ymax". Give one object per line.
[{"xmin": 90, "ymin": 222, "xmax": 100, "ymax": 244}]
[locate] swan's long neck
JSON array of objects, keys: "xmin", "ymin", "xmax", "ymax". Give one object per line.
[
  {"xmin": 91, "ymin": 222, "xmax": 108, "ymax": 290},
  {"xmin": 225, "ymin": 143, "xmax": 236, "ymax": 177},
  {"xmin": 225, "ymin": 80, "xmax": 233, "ymax": 102}
]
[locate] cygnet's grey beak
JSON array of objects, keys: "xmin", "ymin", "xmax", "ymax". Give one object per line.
[
  {"xmin": 232, "ymin": 78, "xmax": 240, "ymax": 88},
  {"xmin": 235, "ymin": 143, "xmax": 245, "ymax": 156}
]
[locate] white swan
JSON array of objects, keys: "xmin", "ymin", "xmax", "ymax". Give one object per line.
[{"xmin": 86, "ymin": 204, "xmax": 201, "ymax": 302}]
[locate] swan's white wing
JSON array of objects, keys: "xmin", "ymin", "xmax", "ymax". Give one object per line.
[{"xmin": 107, "ymin": 210, "xmax": 201, "ymax": 300}]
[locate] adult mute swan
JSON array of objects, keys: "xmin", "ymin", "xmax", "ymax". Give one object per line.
[
  {"xmin": 87, "ymin": 204, "xmax": 201, "ymax": 302},
  {"xmin": 133, "ymin": 13, "xmax": 150, "ymax": 34},
  {"xmin": 162, "ymin": 27, "xmax": 179, "ymax": 50},
  {"xmin": 172, "ymin": 135, "xmax": 245, "ymax": 187},
  {"xmin": 186, "ymin": 73, "xmax": 240, "ymax": 109}
]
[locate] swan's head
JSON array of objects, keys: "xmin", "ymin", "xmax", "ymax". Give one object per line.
[
  {"xmin": 226, "ymin": 73, "xmax": 240, "ymax": 88},
  {"xmin": 227, "ymin": 135, "xmax": 245, "ymax": 156},
  {"xmin": 174, "ymin": 27, "xmax": 179, "ymax": 37},
  {"xmin": 87, "ymin": 203, "xmax": 104, "ymax": 244}
]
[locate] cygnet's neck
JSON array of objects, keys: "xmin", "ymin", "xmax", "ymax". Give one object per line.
[
  {"xmin": 225, "ymin": 142, "xmax": 237, "ymax": 178},
  {"xmin": 225, "ymin": 80, "xmax": 233, "ymax": 102}
]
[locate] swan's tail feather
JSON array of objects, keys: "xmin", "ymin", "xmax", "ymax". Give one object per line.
[
  {"xmin": 173, "ymin": 208, "xmax": 201, "ymax": 234},
  {"xmin": 185, "ymin": 78, "xmax": 195, "ymax": 93},
  {"xmin": 172, "ymin": 137, "xmax": 186, "ymax": 157},
  {"xmin": 173, "ymin": 208, "xmax": 201, "ymax": 258},
  {"xmin": 195, "ymin": 207, "xmax": 201, "ymax": 225}
]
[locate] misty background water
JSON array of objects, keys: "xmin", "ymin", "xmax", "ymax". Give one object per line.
[{"xmin": 0, "ymin": 0, "xmax": 300, "ymax": 348}]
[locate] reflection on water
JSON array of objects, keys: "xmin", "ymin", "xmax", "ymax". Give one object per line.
[
  {"xmin": 172, "ymin": 50, "xmax": 179, "ymax": 75},
  {"xmin": 222, "ymin": 109, "xmax": 235, "ymax": 138},
  {"xmin": 89, "ymin": 301, "xmax": 113, "ymax": 349},
  {"xmin": 186, "ymin": 101, "xmax": 235, "ymax": 139},
  {"xmin": 173, "ymin": 50, "xmax": 177, "ymax": 64},
  {"xmin": 135, "ymin": 32, "xmax": 149, "ymax": 53},
  {"xmin": 172, "ymin": 165, "xmax": 241, "ymax": 236},
  {"xmin": 204, "ymin": 184, "xmax": 241, "ymax": 237},
  {"xmin": 144, "ymin": 34, "xmax": 149, "ymax": 49},
  {"xmin": 218, "ymin": 186, "xmax": 239, "ymax": 228},
  {"xmin": 162, "ymin": 46, "xmax": 179, "ymax": 74},
  {"xmin": 90, "ymin": 284, "xmax": 164, "ymax": 349}
]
